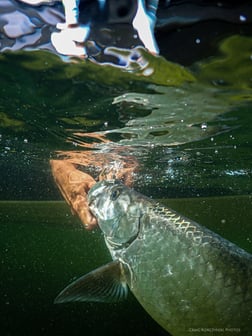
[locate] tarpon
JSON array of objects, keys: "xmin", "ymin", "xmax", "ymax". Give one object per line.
[{"xmin": 55, "ymin": 180, "xmax": 252, "ymax": 335}]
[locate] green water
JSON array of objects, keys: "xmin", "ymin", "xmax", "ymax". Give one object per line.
[
  {"xmin": 1, "ymin": 19, "xmax": 252, "ymax": 336},
  {"xmin": 1, "ymin": 197, "xmax": 251, "ymax": 336}
]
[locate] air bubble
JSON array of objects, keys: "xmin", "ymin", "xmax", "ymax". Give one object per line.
[
  {"xmin": 201, "ymin": 122, "xmax": 207, "ymax": 130},
  {"xmin": 239, "ymin": 15, "xmax": 247, "ymax": 22},
  {"xmin": 142, "ymin": 68, "xmax": 154, "ymax": 76}
]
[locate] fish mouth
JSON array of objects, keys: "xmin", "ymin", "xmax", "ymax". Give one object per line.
[
  {"xmin": 87, "ymin": 182, "xmax": 105, "ymax": 207},
  {"xmin": 88, "ymin": 195, "xmax": 95, "ymax": 208},
  {"xmin": 87, "ymin": 182, "xmax": 107, "ymax": 217},
  {"xmin": 88, "ymin": 197, "xmax": 97, "ymax": 217}
]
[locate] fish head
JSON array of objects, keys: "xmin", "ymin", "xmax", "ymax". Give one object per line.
[{"xmin": 88, "ymin": 180, "xmax": 150, "ymax": 248}]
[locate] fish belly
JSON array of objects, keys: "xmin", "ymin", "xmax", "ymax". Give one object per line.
[{"xmin": 123, "ymin": 221, "xmax": 252, "ymax": 335}]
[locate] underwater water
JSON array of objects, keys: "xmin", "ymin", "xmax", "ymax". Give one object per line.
[{"xmin": 1, "ymin": 1, "xmax": 252, "ymax": 335}]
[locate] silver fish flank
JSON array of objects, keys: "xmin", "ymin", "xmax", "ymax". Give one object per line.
[{"xmin": 55, "ymin": 180, "xmax": 252, "ymax": 335}]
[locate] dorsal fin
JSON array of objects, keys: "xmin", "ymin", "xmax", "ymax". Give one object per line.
[{"xmin": 54, "ymin": 260, "xmax": 128, "ymax": 304}]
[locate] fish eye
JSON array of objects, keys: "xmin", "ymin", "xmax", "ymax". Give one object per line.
[{"xmin": 110, "ymin": 188, "xmax": 121, "ymax": 201}]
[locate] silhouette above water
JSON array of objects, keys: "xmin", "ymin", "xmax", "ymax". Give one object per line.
[{"xmin": 1, "ymin": 1, "xmax": 252, "ymax": 64}]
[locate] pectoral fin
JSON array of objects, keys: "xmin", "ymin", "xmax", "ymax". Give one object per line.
[{"xmin": 54, "ymin": 260, "xmax": 128, "ymax": 304}]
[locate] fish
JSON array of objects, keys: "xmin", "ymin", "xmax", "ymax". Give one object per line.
[{"xmin": 55, "ymin": 180, "xmax": 252, "ymax": 335}]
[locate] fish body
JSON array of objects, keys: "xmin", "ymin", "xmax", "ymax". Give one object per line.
[{"xmin": 55, "ymin": 180, "xmax": 252, "ymax": 335}]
